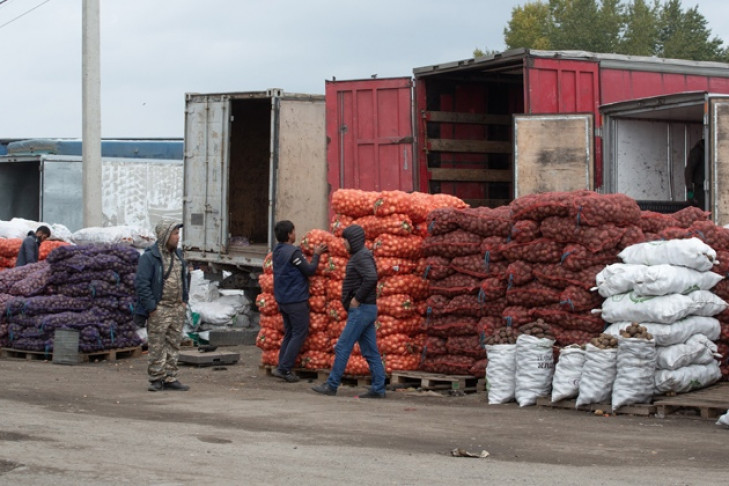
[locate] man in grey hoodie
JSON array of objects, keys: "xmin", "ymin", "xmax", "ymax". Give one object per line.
[{"xmin": 312, "ymin": 224, "xmax": 386, "ymax": 398}]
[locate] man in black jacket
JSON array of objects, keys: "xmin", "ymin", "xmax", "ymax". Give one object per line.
[
  {"xmin": 312, "ymin": 224, "xmax": 386, "ymax": 398},
  {"xmin": 271, "ymin": 220, "xmax": 326, "ymax": 383},
  {"xmin": 15, "ymin": 226, "xmax": 51, "ymax": 267},
  {"xmin": 685, "ymin": 139, "xmax": 705, "ymax": 208}
]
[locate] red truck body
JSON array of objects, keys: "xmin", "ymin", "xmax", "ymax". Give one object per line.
[{"xmin": 326, "ymin": 49, "xmax": 729, "ymax": 207}]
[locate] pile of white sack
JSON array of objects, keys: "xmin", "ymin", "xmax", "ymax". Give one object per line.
[
  {"xmin": 0, "ymin": 218, "xmax": 74, "ymax": 242},
  {"xmin": 0, "ymin": 217, "xmax": 157, "ymax": 250},
  {"xmin": 485, "ymin": 333, "xmax": 556, "ymax": 407},
  {"xmin": 187, "ymin": 269, "xmax": 254, "ymax": 330},
  {"xmin": 598, "ymin": 238, "xmax": 726, "ymax": 402}
]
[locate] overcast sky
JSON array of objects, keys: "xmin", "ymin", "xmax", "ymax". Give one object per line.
[{"xmin": 1, "ymin": 0, "xmax": 728, "ymax": 139}]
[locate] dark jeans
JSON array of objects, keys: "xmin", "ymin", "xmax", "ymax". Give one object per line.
[
  {"xmin": 326, "ymin": 304, "xmax": 386, "ymax": 394},
  {"xmin": 277, "ymin": 301, "xmax": 310, "ymax": 373}
]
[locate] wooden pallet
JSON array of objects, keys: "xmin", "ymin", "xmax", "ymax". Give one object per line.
[
  {"xmin": 0, "ymin": 346, "xmax": 142, "ymax": 363},
  {"xmin": 535, "ymin": 396, "xmax": 656, "ymax": 416},
  {"xmin": 259, "ymin": 366, "xmax": 373, "ymax": 386},
  {"xmin": 389, "ymin": 370, "xmax": 479, "ymax": 392},
  {"xmin": 653, "ymin": 383, "xmax": 729, "ymax": 420}
]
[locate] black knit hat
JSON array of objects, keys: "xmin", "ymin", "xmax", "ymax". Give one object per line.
[{"xmin": 342, "ymin": 224, "xmax": 366, "ymax": 254}]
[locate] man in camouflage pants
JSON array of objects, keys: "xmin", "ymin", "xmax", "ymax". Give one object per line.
[{"xmin": 134, "ymin": 220, "xmax": 190, "ymax": 392}]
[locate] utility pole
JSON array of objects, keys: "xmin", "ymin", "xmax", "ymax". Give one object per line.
[{"xmin": 82, "ymin": 0, "xmax": 102, "ymax": 228}]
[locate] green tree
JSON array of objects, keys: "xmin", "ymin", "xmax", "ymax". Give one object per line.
[
  {"xmin": 618, "ymin": 0, "xmax": 659, "ymax": 55},
  {"xmin": 498, "ymin": 0, "xmax": 728, "ymax": 62},
  {"xmin": 546, "ymin": 0, "xmax": 623, "ymax": 53},
  {"xmin": 658, "ymin": 0, "xmax": 726, "ymax": 61},
  {"xmin": 502, "ymin": 1, "xmax": 552, "ymax": 50}
]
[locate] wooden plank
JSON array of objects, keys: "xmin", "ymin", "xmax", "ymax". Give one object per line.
[
  {"xmin": 0, "ymin": 346, "xmax": 142, "ymax": 363},
  {"xmin": 652, "ymin": 383, "xmax": 729, "ymax": 420},
  {"xmin": 535, "ymin": 396, "xmax": 656, "ymax": 416},
  {"xmin": 513, "ymin": 114, "xmax": 593, "ymax": 197},
  {"xmin": 427, "ymin": 139, "xmax": 512, "ymax": 154},
  {"xmin": 390, "ymin": 370, "xmax": 478, "ymax": 392},
  {"xmin": 429, "ymin": 168, "xmax": 512, "ymax": 183},
  {"xmin": 424, "ymin": 111, "xmax": 511, "ymax": 126}
]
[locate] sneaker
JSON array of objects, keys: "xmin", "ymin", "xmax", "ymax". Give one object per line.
[
  {"xmin": 311, "ymin": 382, "xmax": 337, "ymax": 396},
  {"xmin": 357, "ymin": 390, "xmax": 385, "ymax": 399},
  {"xmin": 271, "ymin": 368, "xmax": 300, "ymax": 383},
  {"xmin": 147, "ymin": 380, "xmax": 164, "ymax": 392},
  {"xmin": 164, "ymin": 380, "xmax": 190, "ymax": 391}
]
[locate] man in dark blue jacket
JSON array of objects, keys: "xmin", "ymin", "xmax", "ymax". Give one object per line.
[
  {"xmin": 15, "ymin": 226, "xmax": 51, "ymax": 267},
  {"xmin": 134, "ymin": 220, "xmax": 190, "ymax": 392},
  {"xmin": 272, "ymin": 220, "xmax": 326, "ymax": 382},
  {"xmin": 312, "ymin": 224, "xmax": 386, "ymax": 398}
]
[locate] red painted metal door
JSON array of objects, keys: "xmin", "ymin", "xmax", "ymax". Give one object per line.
[{"xmin": 325, "ymin": 78, "xmax": 415, "ymax": 197}]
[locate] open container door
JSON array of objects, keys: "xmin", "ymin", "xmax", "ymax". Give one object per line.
[
  {"xmin": 513, "ymin": 114, "xmax": 593, "ymax": 197},
  {"xmin": 709, "ymin": 95, "xmax": 729, "ymax": 226},
  {"xmin": 325, "ymin": 77, "xmax": 415, "ymax": 198},
  {"xmin": 183, "ymin": 94, "xmax": 230, "ymax": 255}
]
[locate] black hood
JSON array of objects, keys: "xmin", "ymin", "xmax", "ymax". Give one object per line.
[{"xmin": 342, "ymin": 224, "xmax": 366, "ymax": 254}]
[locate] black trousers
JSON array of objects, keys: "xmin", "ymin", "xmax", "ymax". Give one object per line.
[{"xmin": 277, "ymin": 300, "xmax": 310, "ymax": 372}]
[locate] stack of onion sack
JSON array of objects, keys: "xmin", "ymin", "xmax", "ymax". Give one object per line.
[
  {"xmin": 255, "ymin": 234, "xmax": 349, "ymax": 371},
  {"xmin": 422, "ymin": 205, "xmax": 513, "ymax": 377},
  {"xmin": 0, "ymin": 261, "xmax": 50, "ymax": 347},
  {"xmin": 1, "ymin": 244, "xmax": 141, "ymax": 353},
  {"xmin": 295, "ymin": 188, "xmax": 466, "ymax": 375},
  {"xmin": 255, "ymin": 257, "xmax": 285, "ymax": 368},
  {"xmin": 494, "ymin": 191, "xmax": 650, "ymax": 349},
  {"xmin": 325, "ymin": 189, "xmax": 468, "ymax": 375},
  {"xmin": 0, "ymin": 238, "xmax": 69, "ymax": 269}
]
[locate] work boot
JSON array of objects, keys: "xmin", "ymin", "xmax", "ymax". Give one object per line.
[
  {"xmin": 311, "ymin": 382, "xmax": 336, "ymax": 396},
  {"xmin": 357, "ymin": 389, "xmax": 385, "ymax": 399},
  {"xmin": 164, "ymin": 380, "xmax": 190, "ymax": 391},
  {"xmin": 148, "ymin": 380, "xmax": 164, "ymax": 392},
  {"xmin": 272, "ymin": 368, "xmax": 300, "ymax": 383}
]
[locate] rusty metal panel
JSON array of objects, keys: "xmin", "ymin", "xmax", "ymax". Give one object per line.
[
  {"xmin": 325, "ymin": 78, "xmax": 414, "ymax": 197},
  {"xmin": 710, "ymin": 96, "xmax": 729, "ymax": 226},
  {"xmin": 183, "ymin": 94, "xmax": 229, "ymax": 254},
  {"xmin": 513, "ymin": 114, "xmax": 593, "ymax": 197}
]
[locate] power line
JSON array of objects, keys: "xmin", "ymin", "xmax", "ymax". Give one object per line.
[{"xmin": 0, "ymin": 0, "xmax": 53, "ymax": 30}]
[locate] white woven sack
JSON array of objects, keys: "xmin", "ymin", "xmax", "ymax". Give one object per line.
[
  {"xmin": 604, "ymin": 317, "xmax": 720, "ymax": 347},
  {"xmin": 654, "ymin": 362, "xmax": 722, "ymax": 394},
  {"xmin": 594, "ymin": 263, "xmax": 722, "ymax": 298},
  {"xmin": 611, "ymin": 337, "xmax": 657, "ymax": 409},
  {"xmin": 551, "ymin": 345, "xmax": 585, "ymax": 403},
  {"xmin": 575, "ymin": 344, "xmax": 618, "ymax": 407},
  {"xmin": 618, "ymin": 237, "xmax": 716, "ymax": 272},
  {"xmin": 716, "ymin": 410, "xmax": 729, "ymax": 427},
  {"xmin": 598, "ymin": 292, "xmax": 696, "ymax": 324},
  {"xmin": 485, "ymin": 344, "xmax": 517, "ymax": 405},
  {"xmin": 515, "ymin": 334, "xmax": 555, "ymax": 407},
  {"xmin": 688, "ymin": 290, "xmax": 728, "ymax": 317},
  {"xmin": 655, "ymin": 334, "xmax": 719, "ymax": 370}
]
